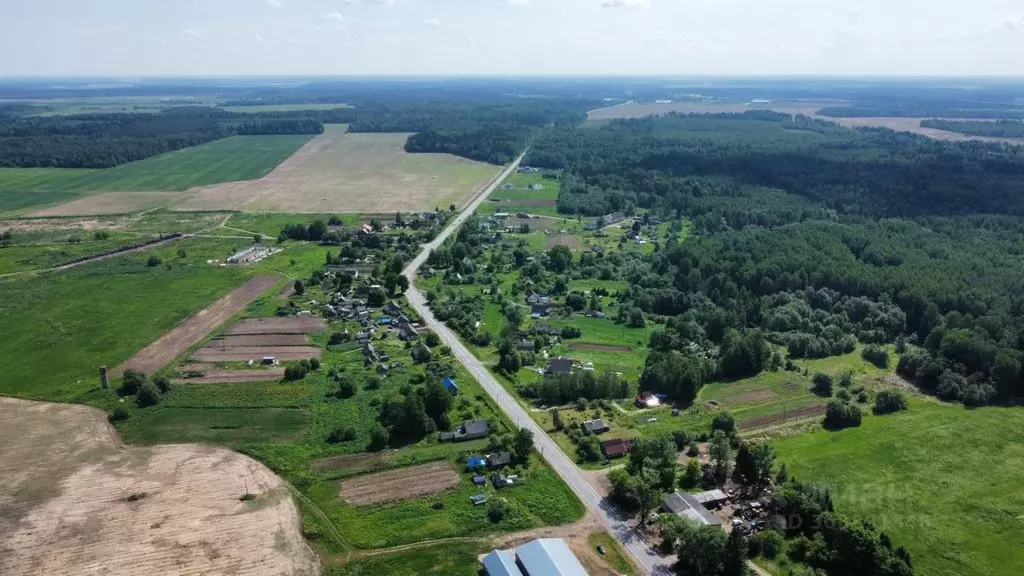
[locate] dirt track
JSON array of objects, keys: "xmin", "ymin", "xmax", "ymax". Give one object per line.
[
  {"xmin": 227, "ymin": 317, "xmax": 326, "ymax": 335},
  {"xmin": 114, "ymin": 275, "xmax": 279, "ymax": 376},
  {"xmin": 0, "ymin": 397, "xmax": 318, "ymax": 576},
  {"xmin": 339, "ymin": 462, "xmax": 460, "ymax": 505},
  {"xmin": 193, "ymin": 346, "xmax": 322, "ymax": 363}
]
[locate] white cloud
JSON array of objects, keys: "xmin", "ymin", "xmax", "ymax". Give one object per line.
[
  {"xmin": 424, "ymin": 18, "xmax": 441, "ymax": 27},
  {"xmin": 72, "ymin": 28, "xmax": 97, "ymax": 36},
  {"xmin": 601, "ymin": 0, "xmax": 648, "ymax": 8},
  {"xmin": 105, "ymin": 25, "xmax": 126, "ymax": 34},
  {"xmin": 132, "ymin": 33, "xmax": 167, "ymax": 45},
  {"xmin": 266, "ymin": 0, "xmax": 282, "ymax": 7},
  {"xmin": 178, "ymin": 29, "xmax": 203, "ymax": 39},
  {"xmin": 323, "ymin": 12, "xmax": 345, "ymax": 22},
  {"xmin": 508, "ymin": 0, "xmax": 531, "ymax": 5}
]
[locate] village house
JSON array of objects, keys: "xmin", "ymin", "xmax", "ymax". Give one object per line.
[
  {"xmin": 582, "ymin": 419, "xmax": 609, "ymax": 434},
  {"xmin": 440, "ymin": 419, "xmax": 490, "ymax": 442},
  {"xmin": 601, "ymin": 438, "xmax": 633, "ymax": 458},
  {"xmin": 544, "ymin": 357, "xmax": 573, "ymax": 376},
  {"xmin": 662, "ymin": 491, "xmax": 723, "ymax": 527}
]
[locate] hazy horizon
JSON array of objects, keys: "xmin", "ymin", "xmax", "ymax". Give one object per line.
[{"xmin": 1, "ymin": 0, "xmax": 1023, "ymax": 77}]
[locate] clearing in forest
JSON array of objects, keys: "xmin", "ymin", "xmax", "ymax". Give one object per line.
[
  {"xmin": 339, "ymin": 462, "xmax": 461, "ymax": 505},
  {"xmin": 0, "ymin": 397, "xmax": 318, "ymax": 576},
  {"xmin": 115, "ymin": 275, "xmax": 279, "ymax": 376},
  {"xmin": 177, "ymin": 125, "xmax": 502, "ymax": 213}
]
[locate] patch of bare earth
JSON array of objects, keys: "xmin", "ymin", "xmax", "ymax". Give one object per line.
[
  {"xmin": 488, "ymin": 515, "xmax": 630, "ymax": 576},
  {"xmin": 175, "ymin": 126, "xmax": 501, "ymax": 213},
  {"xmin": 114, "ymin": 275, "xmax": 280, "ymax": 376},
  {"xmin": 0, "ymin": 397, "xmax": 318, "ymax": 576},
  {"xmin": 193, "ymin": 346, "xmax": 322, "ymax": 363},
  {"xmin": 211, "ymin": 334, "xmax": 310, "ymax": 347},
  {"xmin": 339, "ymin": 462, "xmax": 460, "ymax": 505},
  {"xmin": 546, "ymin": 235, "xmax": 582, "ymax": 249},
  {"xmin": 568, "ymin": 342, "xmax": 632, "ymax": 353},
  {"xmin": 173, "ymin": 368, "xmax": 286, "ymax": 384},
  {"xmin": 737, "ymin": 404, "xmax": 826, "ymax": 431},
  {"xmin": 227, "ymin": 317, "xmax": 327, "ymax": 335},
  {"xmin": 31, "ymin": 192, "xmax": 187, "ymax": 217}
]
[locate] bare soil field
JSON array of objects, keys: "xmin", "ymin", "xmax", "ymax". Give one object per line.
[
  {"xmin": 0, "ymin": 397, "xmax": 318, "ymax": 576},
  {"xmin": 173, "ymin": 368, "xmax": 286, "ymax": 384},
  {"xmin": 500, "ymin": 198, "xmax": 557, "ymax": 208},
  {"xmin": 209, "ymin": 334, "xmax": 310, "ymax": 347},
  {"xmin": 339, "ymin": 462, "xmax": 460, "ymax": 505},
  {"xmin": 546, "ymin": 235, "xmax": 582, "ymax": 249},
  {"xmin": 568, "ymin": 342, "xmax": 632, "ymax": 352},
  {"xmin": 588, "ymin": 100, "xmax": 835, "ymax": 120},
  {"xmin": 721, "ymin": 389, "xmax": 779, "ymax": 406},
  {"xmin": 738, "ymin": 404, "xmax": 826, "ymax": 431},
  {"xmin": 31, "ymin": 191, "xmax": 187, "ymax": 216},
  {"xmin": 822, "ymin": 116, "xmax": 1024, "ymax": 144},
  {"xmin": 175, "ymin": 125, "xmax": 502, "ymax": 213},
  {"xmin": 313, "ymin": 452, "xmax": 391, "ymax": 475},
  {"xmin": 193, "ymin": 346, "xmax": 322, "ymax": 363},
  {"xmin": 114, "ymin": 275, "xmax": 279, "ymax": 376},
  {"xmin": 505, "ymin": 216, "xmax": 560, "ymax": 231},
  {"xmin": 227, "ymin": 317, "xmax": 326, "ymax": 335}
]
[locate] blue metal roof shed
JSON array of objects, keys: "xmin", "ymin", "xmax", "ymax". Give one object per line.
[
  {"xmin": 443, "ymin": 376, "xmax": 459, "ymax": 393},
  {"xmin": 517, "ymin": 539, "xmax": 588, "ymax": 576},
  {"xmin": 466, "ymin": 456, "xmax": 486, "ymax": 470}
]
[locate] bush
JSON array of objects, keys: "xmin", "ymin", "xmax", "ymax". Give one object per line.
[
  {"xmin": 309, "ymin": 358, "xmax": 320, "ymax": 371},
  {"xmin": 862, "ymin": 344, "xmax": 890, "ymax": 369},
  {"xmin": 839, "ymin": 373, "xmax": 853, "ymax": 388},
  {"xmin": 369, "ymin": 422, "xmax": 390, "ymax": 450},
  {"xmin": 487, "ymin": 498, "xmax": 509, "ymax": 522},
  {"xmin": 671, "ymin": 430, "xmax": 691, "ymax": 450},
  {"xmin": 857, "ymin": 391, "xmax": 870, "ymax": 403},
  {"xmin": 293, "ymin": 280, "xmax": 305, "ymax": 296},
  {"xmin": 328, "ymin": 426, "xmax": 357, "ymax": 443},
  {"xmin": 146, "ymin": 255, "xmax": 162, "ymax": 267},
  {"xmin": 94, "ymin": 230, "xmax": 110, "ymax": 240},
  {"xmin": 153, "ymin": 375, "xmax": 171, "ymax": 394},
  {"xmin": 283, "ymin": 364, "xmax": 308, "ymax": 381},
  {"xmin": 108, "ymin": 406, "xmax": 130, "ymax": 422},
  {"xmin": 873, "ymin": 389, "xmax": 909, "ymax": 415},
  {"xmin": 747, "ymin": 530, "xmax": 784, "ymax": 559},
  {"xmin": 136, "ymin": 382, "xmax": 162, "ymax": 407},
  {"xmin": 365, "ymin": 375, "xmax": 382, "ymax": 390},
  {"xmin": 711, "ymin": 412, "xmax": 736, "ymax": 436},
  {"xmin": 811, "ymin": 373, "xmax": 833, "ymax": 397},
  {"xmin": 118, "ymin": 369, "xmax": 148, "ymax": 396},
  {"xmin": 824, "ymin": 400, "xmax": 862, "ymax": 430},
  {"xmin": 835, "ymin": 388, "xmax": 851, "ymax": 402},
  {"xmin": 337, "ymin": 376, "xmax": 357, "ymax": 398},
  {"xmin": 425, "ymin": 332, "xmax": 441, "ymax": 347},
  {"xmin": 679, "ymin": 458, "xmax": 701, "ymax": 490},
  {"xmin": 560, "ymin": 326, "xmax": 582, "ymax": 339}
]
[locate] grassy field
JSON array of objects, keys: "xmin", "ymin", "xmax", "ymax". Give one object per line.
[
  {"xmin": 222, "ymin": 103, "xmax": 352, "ymax": 113},
  {"xmin": 486, "ymin": 172, "xmax": 561, "ymax": 217},
  {"xmin": 0, "ymin": 135, "xmax": 313, "ymax": 214},
  {"xmin": 329, "ymin": 541, "xmax": 483, "ymax": 576},
  {"xmin": 773, "ymin": 399, "xmax": 1024, "ymax": 576},
  {"xmin": 588, "ymin": 532, "xmax": 638, "ymax": 576},
  {"xmin": 178, "ymin": 126, "xmax": 502, "ymax": 213}
]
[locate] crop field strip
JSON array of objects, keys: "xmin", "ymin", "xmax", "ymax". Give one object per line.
[
  {"xmin": 171, "ymin": 368, "xmax": 286, "ymax": 384},
  {"xmin": 114, "ymin": 275, "xmax": 280, "ymax": 376},
  {"xmin": 339, "ymin": 461, "xmax": 462, "ymax": 505},
  {"xmin": 226, "ymin": 317, "xmax": 327, "ymax": 334},
  {"xmin": 193, "ymin": 346, "xmax": 322, "ymax": 362}
]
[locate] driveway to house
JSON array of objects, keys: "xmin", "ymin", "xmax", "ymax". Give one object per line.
[{"xmin": 403, "ymin": 156, "xmax": 675, "ymax": 575}]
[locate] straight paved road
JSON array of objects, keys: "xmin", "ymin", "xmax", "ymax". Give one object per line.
[{"xmin": 403, "ymin": 156, "xmax": 674, "ymax": 575}]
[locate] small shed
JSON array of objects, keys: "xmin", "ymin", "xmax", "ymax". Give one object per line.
[
  {"xmin": 443, "ymin": 376, "xmax": 459, "ymax": 394},
  {"xmin": 582, "ymin": 419, "xmax": 610, "ymax": 434},
  {"xmin": 466, "ymin": 456, "xmax": 487, "ymax": 470},
  {"xmin": 470, "ymin": 494, "xmax": 488, "ymax": 506},
  {"xmin": 472, "ymin": 474, "xmax": 487, "ymax": 485}
]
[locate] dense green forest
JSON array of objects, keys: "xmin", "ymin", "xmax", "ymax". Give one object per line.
[
  {"xmin": 522, "ymin": 113, "xmax": 1024, "ymax": 407},
  {"xmin": 818, "ymin": 106, "xmax": 1024, "ymax": 119},
  {"xmin": 921, "ymin": 118, "xmax": 1024, "ymax": 138}
]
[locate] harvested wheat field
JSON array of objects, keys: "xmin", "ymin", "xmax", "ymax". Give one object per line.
[
  {"xmin": 227, "ymin": 317, "xmax": 327, "ymax": 335},
  {"xmin": 193, "ymin": 346, "xmax": 322, "ymax": 363},
  {"xmin": 0, "ymin": 397, "xmax": 318, "ymax": 576},
  {"xmin": 339, "ymin": 462, "xmax": 460, "ymax": 505},
  {"xmin": 114, "ymin": 275, "xmax": 279, "ymax": 376},
  {"xmin": 173, "ymin": 368, "xmax": 286, "ymax": 384},
  {"xmin": 175, "ymin": 125, "xmax": 501, "ymax": 213},
  {"xmin": 31, "ymin": 191, "xmax": 187, "ymax": 217}
]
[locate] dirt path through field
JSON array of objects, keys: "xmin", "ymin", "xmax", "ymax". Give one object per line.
[
  {"xmin": 0, "ymin": 397, "xmax": 318, "ymax": 576},
  {"xmin": 45, "ymin": 233, "xmax": 189, "ymax": 274},
  {"xmin": 114, "ymin": 275, "xmax": 279, "ymax": 376}
]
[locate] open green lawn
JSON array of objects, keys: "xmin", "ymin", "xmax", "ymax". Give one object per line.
[
  {"xmin": 773, "ymin": 399, "xmax": 1024, "ymax": 576},
  {"xmin": 0, "ymin": 232, "xmax": 146, "ymax": 275},
  {"xmin": 588, "ymin": 532, "xmax": 638, "ymax": 576},
  {"xmin": 0, "ymin": 237, "xmax": 252, "ymax": 401},
  {"xmin": 329, "ymin": 541, "xmax": 483, "ymax": 576},
  {"xmin": 0, "ymin": 135, "xmax": 312, "ymax": 213},
  {"xmin": 120, "ymin": 407, "xmax": 309, "ymax": 445}
]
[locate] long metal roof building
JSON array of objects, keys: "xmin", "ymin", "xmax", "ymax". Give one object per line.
[{"xmin": 481, "ymin": 538, "xmax": 589, "ymax": 576}]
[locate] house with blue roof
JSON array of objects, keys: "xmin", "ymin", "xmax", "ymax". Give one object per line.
[
  {"xmin": 466, "ymin": 456, "xmax": 486, "ymax": 470},
  {"xmin": 443, "ymin": 376, "xmax": 459, "ymax": 394},
  {"xmin": 481, "ymin": 538, "xmax": 589, "ymax": 576}
]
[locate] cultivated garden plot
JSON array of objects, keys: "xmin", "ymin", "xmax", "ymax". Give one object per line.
[
  {"xmin": 0, "ymin": 397, "xmax": 318, "ymax": 576},
  {"xmin": 339, "ymin": 461, "xmax": 461, "ymax": 505}
]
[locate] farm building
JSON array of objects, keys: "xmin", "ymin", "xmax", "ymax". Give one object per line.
[
  {"xmin": 487, "ymin": 452, "xmax": 512, "ymax": 468},
  {"xmin": 227, "ymin": 245, "xmax": 274, "ymax": 265},
  {"xmin": 635, "ymin": 391, "xmax": 660, "ymax": 408},
  {"xmin": 663, "ymin": 491, "xmax": 722, "ymax": 527},
  {"xmin": 440, "ymin": 419, "xmax": 490, "ymax": 442},
  {"xmin": 544, "ymin": 357, "xmax": 573, "ymax": 376},
  {"xmin": 397, "ymin": 320, "xmax": 420, "ymax": 341},
  {"xmin": 582, "ymin": 419, "xmax": 609, "ymax": 434},
  {"xmin": 481, "ymin": 538, "xmax": 588, "ymax": 576},
  {"xmin": 443, "ymin": 376, "xmax": 459, "ymax": 394},
  {"xmin": 695, "ymin": 489, "xmax": 729, "ymax": 509},
  {"xmin": 601, "ymin": 438, "xmax": 633, "ymax": 458},
  {"xmin": 531, "ymin": 304, "xmax": 551, "ymax": 318}
]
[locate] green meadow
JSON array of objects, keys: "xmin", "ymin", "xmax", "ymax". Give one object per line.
[{"xmin": 773, "ymin": 400, "xmax": 1024, "ymax": 576}]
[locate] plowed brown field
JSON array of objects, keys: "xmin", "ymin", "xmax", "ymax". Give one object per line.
[
  {"xmin": 227, "ymin": 317, "xmax": 326, "ymax": 335},
  {"xmin": 0, "ymin": 397, "xmax": 317, "ymax": 576},
  {"xmin": 193, "ymin": 346, "xmax": 321, "ymax": 363},
  {"xmin": 208, "ymin": 334, "xmax": 310, "ymax": 347},
  {"xmin": 339, "ymin": 462, "xmax": 460, "ymax": 505},
  {"xmin": 114, "ymin": 276, "xmax": 279, "ymax": 376}
]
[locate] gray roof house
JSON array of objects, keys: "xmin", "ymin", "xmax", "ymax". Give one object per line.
[
  {"xmin": 439, "ymin": 419, "xmax": 490, "ymax": 442},
  {"xmin": 481, "ymin": 538, "xmax": 589, "ymax": 576},
  {"xmin": 544, "ymin": 357, "xmax": 573, "ymax": 376},
  {"xmin": 582, "ymin": 419, "xmax": 609, "ymax": 434},
  {"xmin": 663, "ymin": 491, "xmax": 723, "ymax": 526},
  {"xmin": 486, "ymin": 452, "xmax": 512, "ymax": 468}
]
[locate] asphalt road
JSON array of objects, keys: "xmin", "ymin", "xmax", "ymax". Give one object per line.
[{"xmin": 403, "ymin": 156, "xmax": 674, "ymax": 575}]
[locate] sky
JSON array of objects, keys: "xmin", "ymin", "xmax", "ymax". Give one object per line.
[{"xmin": 1, "ymin": 0, "xmax": 1024, "ymax": 77}]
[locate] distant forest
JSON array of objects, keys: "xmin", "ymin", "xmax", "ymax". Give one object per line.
[
  {"xmin": 525, "ymin": 112, "xmax": 1024, "ymax": 408},
  {"xmin": 921, "ymin": 118, "xmax": 1024, "ymax": 138}
]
